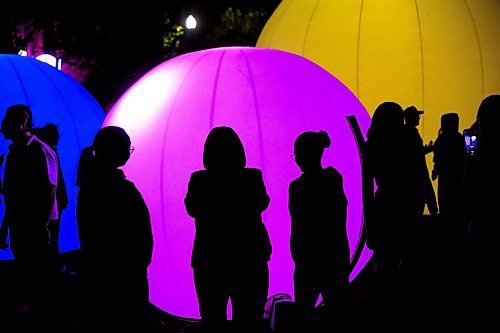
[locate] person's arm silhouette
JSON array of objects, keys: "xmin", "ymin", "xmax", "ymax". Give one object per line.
[
  {"xmin": 185, "ymin": 171, "xmax": 206, "ymax": 219},
  {"xmin": 0, "ymin": 153, "xmax": 4, "ymax": 197},
  {"xmin": 254, "ymin": 169, "xmax": 270, "ymax": 213},
  {"xmin": 129, "ymin": 184, "xmax": 154, "ymax": 267},
  {"xmin": 362, "ymin": 146, "xmax": 377, "ymax": 250},
  {"xmin": 0, "ymin": 218, "xmax": 8, "ymax": 249},
  {"xmin": 423, "ymin": 164, "xmax": 438, "ymax": 216},
  {"xmin": 289, "ymin": 181, "xmax": 303, "ymax": 264},
  {"xmin": 329, "ymin": 168, "xmax": 350, "ymax": 276}
]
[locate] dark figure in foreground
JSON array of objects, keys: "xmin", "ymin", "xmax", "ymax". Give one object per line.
[
  {"xmin": 464, "ymin": 95, "xmax": 500, "ymax": 329},
  {"xmin": 0, "ymin": 104, "xmax": 59, "ymax": 327},
  {"xmin": 289, "ymin": 131, "xmax": 350, "ymax": 330},
  {"xmin": 32, "ymin": 124, "xmax": 69, "ymax": 256},
  {"xmin": 185, "ymin": 127, "xmax": 272, "ymax": 332},
  {"xmin": 77, "ymin": 126, "xmax": 153, "ymax": 329},
  {"xmin": 363, "ymin": 102, "xmax": 417, "ymax": 329}
]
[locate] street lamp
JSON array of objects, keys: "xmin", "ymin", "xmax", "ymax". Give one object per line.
[{"xmin": 185, "ymin": 14, "xmax": 197, "ymax": 30}]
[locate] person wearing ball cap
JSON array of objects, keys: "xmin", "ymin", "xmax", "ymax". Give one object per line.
[{"xmin": 402, "ymin": 105, "xmax": 438, "ymax": 217}]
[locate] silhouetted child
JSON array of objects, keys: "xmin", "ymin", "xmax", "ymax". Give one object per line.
[
  {"xmin": 32, "ymin": 124, "xmax": 68, "ymax": 256},
  {"xmin": 77, "ymin": 126, "xmax": 153, "ymax": 330},
  {"xmin": 185, "ymin": 126, "xmax": 272, "ymax": 333},
  {"xmin": 289, "ymin": 131, "xmax": 349, "ymax": 330}
]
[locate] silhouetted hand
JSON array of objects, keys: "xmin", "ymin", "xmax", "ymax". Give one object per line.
[
  {"xmin": 429, "ymin": 205, "xmax": 439, "ymax": 217},
  {"xmin": 424, "ymin": 141, "xmax": 434, "ymax": 155},
  {"xmin": 431, "ymin": 169, "xmax": 438, "ymax": 181}
]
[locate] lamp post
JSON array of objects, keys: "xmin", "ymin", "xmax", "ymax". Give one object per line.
[
  {"xmin": 184, "ymin": 14, "xmax": 197, "ymax": 53},
  {"xmin": 185, "ymin": 14, "xmax": 197, "ymax": 30}
]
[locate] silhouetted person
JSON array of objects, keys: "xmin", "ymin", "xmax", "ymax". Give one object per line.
[
  {"xmin": 363, "ymin": 102, "xmax": 419, "ymax": 329},
  {"xmin": 402, "ymin": 106, "xmax": 438, "ymax": 218},
  {"xmin": 0, "ymin": 104, "xmax": 59, "ymax": 327},
  {"xmin": 32, "ymin": 124, "xmax": 68, "ymax": 256},
  {"xmin": 427, "ymin": 113, "xmax": 468, "ymax": 326},
  {"xmin": 185, "ymin": 127, "xmax": 272, "ymax": 333},
  {"xmin": 431, "ymin": 113, "xmax": 466, "ymax": 240},
  {"xmin": 464, "ymin": 95, "xmax": 500, "ymax": 329},
  {"xmin": 77, "ymin": 126, "xmax": 153, "ymax": 329},
  {"xmin": 289, "ymin": 131, "xmax": 350, "ymax": 330}
]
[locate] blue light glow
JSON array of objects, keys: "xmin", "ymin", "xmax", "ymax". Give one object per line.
[{"xmin": 0, "ymin": 54, "xmax": 104, "ymax": 260}]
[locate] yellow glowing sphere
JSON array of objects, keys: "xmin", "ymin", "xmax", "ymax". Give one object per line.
[{"xmin": 258, "ymin": 0, "xmax": 500, "ymax": 142}]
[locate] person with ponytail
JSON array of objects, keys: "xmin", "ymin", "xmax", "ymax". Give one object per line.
[
  {"xmin": 289, "ymin": 130, "xmax": 350, "ymax": 327},
  {"xmin": 76, "ymin": 126, "xmax": 153, "ymax": 330}
]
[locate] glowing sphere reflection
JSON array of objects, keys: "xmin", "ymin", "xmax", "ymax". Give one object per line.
[{"xmin": 104, "ymin": 47, "xmax": 371, "ymax": 318}]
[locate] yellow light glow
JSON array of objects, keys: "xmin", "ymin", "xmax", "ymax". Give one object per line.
[{"xmin": 257, "ymin": 0, "xmax": 500, "ymax": 143}]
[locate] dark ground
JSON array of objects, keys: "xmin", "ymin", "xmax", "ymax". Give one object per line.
[
  {"xmin": 1, "ymin": 216, "xmax": 468, "ymax": 331},
  {"xmin": 0, "ymin": 248, "xmax": 374, "ymax": 332}
]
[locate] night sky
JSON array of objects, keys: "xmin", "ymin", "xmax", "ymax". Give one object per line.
[{"xmin": 0, "ymin": 0, "xmax": 281, "ymax": 109}]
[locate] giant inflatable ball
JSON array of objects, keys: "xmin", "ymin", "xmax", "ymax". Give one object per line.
[
  {"xmin": 257, "ymin": 0, "xmax": 500, "ymax": 143},
  {"xmin": 0, "ymin": 54, "xmax": 105, "ymax": 260},
  {"xmin": 104, "ymin": 47, "xmax": 371, "ymax": 318}
]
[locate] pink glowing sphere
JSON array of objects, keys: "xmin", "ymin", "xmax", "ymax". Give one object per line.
[{"xmin": 104, "ymin": 47, "xmax": 371, "ymax": 319}]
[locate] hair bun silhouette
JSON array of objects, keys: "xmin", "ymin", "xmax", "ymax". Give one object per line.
[{"xmin": 318, "ymin": 130, "xmax": 331, "ymax": 149}]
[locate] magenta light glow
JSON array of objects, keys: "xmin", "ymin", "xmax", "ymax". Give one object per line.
[{"xmin": 104, "ymin": 47, "xmax": 372, "ymax": 319}]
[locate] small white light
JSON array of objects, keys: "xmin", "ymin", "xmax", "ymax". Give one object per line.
[
  {"xmin": 18, "ymin": 50, "xmax": 28, "ymax": 56},
  {"xmin": 186, "ymin": 14, "xmax": 197, "ymax": 30}
]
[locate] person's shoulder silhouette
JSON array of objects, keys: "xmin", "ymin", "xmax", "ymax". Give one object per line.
[{"xmin": 289, "ymin": 130, "xmax": 348, "ymax": 265}]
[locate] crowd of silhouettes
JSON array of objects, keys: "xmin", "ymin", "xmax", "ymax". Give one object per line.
[{"xmin": 0, "ymin": 94, "xmax": 498, "ymax": 331}]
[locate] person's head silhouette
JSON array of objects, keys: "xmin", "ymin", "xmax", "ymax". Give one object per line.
[
  {"xmin": 403, "ymin": 106, "xmax": 424, "ymax": 128},
  {"xmin": 367, "ymin": 102, "xmax": 404, "ymax": 140},
  {"xmin": 93, "ymin": 126, "xmax": 132, "ymax": 169},
  {"xmin": 440, "ymin": 113, "xmax": 459, "ymax": 135},
  {"xmin": 32, "ymin": 123, "xmax": 60, "ymax": 147},
  {"xmin": 1, "ymin": 104, "xmax": 33, "ymax": 141},
  {"xmin": 477, "ymin": 95, "xmax": 500, "ymax": 144},
  {"xmin": 203, "ymin": 126, "xmax": 246, "ymax": 172},
  {"xmin": 41, "ymin": 123, "xmax": 60, "ymax": 147},
  {"xmin": 293, "ymin": 131, "xmax": 331, "ymax": 173}
]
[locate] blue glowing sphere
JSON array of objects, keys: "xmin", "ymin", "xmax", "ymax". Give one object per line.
[{"xmin": 0, "ymin": 54, "xmax": 104, "ymax": 260}]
